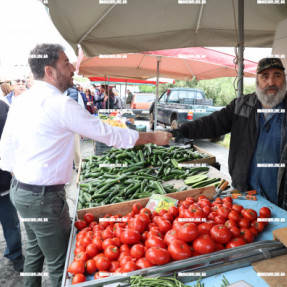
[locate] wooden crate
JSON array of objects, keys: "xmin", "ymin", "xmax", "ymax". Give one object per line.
[
  {"xmin": 182, "ymin": 145, "xmax": 216, "ymax": 166},
  {"xmin": 77, "ymin": 185, "xmax": 215, "ymax": 220}
]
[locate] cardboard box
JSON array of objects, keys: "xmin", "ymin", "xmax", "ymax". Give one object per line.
[{"xmin": 77, "ymin": 185, "xmax": 215, "ymax": 220}]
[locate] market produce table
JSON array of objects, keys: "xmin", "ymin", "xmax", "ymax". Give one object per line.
[{"xmin": 187, "ymin": 195, "xmax": 287, "ymax": 287}]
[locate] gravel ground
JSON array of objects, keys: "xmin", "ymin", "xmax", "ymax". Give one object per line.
[{"xmin": 0, "ymin": 139, "xmax": 94, "ymax": 287}]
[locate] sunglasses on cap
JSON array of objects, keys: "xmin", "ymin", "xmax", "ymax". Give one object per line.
[{"xmin": 14, "ymin": 79, "xmax": 26, "ymax": 84}]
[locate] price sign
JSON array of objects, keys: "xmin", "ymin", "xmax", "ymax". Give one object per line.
[{"xmin": 146, "ymin": 194, "xmax": 178, "ymax": 212}]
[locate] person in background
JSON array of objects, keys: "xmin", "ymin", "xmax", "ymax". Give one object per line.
[
  {"xmin": 94, "ymin": 84, "xmax": 106, "ymax": 110},
  {"xmin": 0, "ymin": 43, "xmax": 171, "ymax": 287},
  {"xmin": 6, "ymin": 76, "xmax": 27, "ymax": 105},
  {"xmin": 26, "ymin": 73, "xmax": 34, "ymax": 89},
  {"xmin": 114, "ymin": 89, "xmax": 123, "ymax": 109},
  {"xmin": 170, "ymin": 58, "xmax": 287, "ymax": 210},
  {"xmin": 126, "ymin": 89, "xmax": 133, "ymax": 108},
  {"xmin": 0, "ymin": 99, "xmax": 24, "ymax": 272},
  {"xmin": 1, "ymin": 83, "xmax": 13, "ymax": 96},
  {"xmin": 85, "ymin": 88, "xmax": 95, "ymax": 114},
  {"xmin": 66, "ymin": 86, "xmax": 85, "ymax": 171},
  {"xmin": 76, "ymin": 84, "xmax": 87, "ymax": 109}
]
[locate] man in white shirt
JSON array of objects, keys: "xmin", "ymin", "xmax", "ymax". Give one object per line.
[{"xmin": 0, "ymin": 43, "xmax": 171, "ymax": 287}]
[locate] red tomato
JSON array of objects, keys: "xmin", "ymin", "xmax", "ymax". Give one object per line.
[
  {"xmin": 210, "ymin": 224, "xmax": 232, "ymax": 244},
  {"xmin": 72, "ymin": 274, "xmax": 86, "ymax": 284},
  {"xmin": 157, "ymin": 219, "xmax": 173, "ymax": 234},
  {"xmin": 259, "ymin": 207, "xmax": 271, "ymax": 218},
  {"xmin": 74, "ymin": 246, "xmax": 85, "ymax": 255},
  {"xmin": 140, "ymin": 208, "xmax": 152, "ymax": 218},
  {"xmin": 251, "ymin": 220, "xmax": 265, "ymax": 232},
  {"xmin": 94, "ymin": 271, "xmax": 109, "ymax": 279},
  {"xmin": 164, "ymin": 229, "xmax": 178, "ymax": 246},
  {"xmin": 168, "ymin": 240, "xmax": 192, "ymax": 261},
  {"xmin": 228, "ymin": 210, "xmax": 241, "ymax": 222},
  {"xmin": 102, "ymin": 227, "xmax": 114, "ymax": 240},
  {"xmin": 102, "ymin": 238, "xmax": 115, "ymax": 250},
  {"xmin": 137, "ymin": 213, "xmax": 150, "ymax": 225},
  {"xmin": 222, "ymin": 196, "xmax": 233, "ymax": 203},
  {"xmin": 159, "ymin": 209, "xmax": 168, "ymax": 216},
  {"xmin": 92, "ymin": 237, "xmax": 103, "ymax": 251},
  {"xmin": 193, "ymin": 234, "xmax": 216, "ymax": 254},
  {"xmin": 132, "ymin": 203, "xmax": 143, "ymax": 214},
  {"xmin": 214, "ymin": 243, "xmax": 225, "ymax": 251},
  {"xmin": 111, "ymin": 237, "xmax": 121, "ymax": 248},
  {"xmin": 145, "ymin": 236, "xmax": 166, "ymax": 249},
  {"xmin": 222, "ymin": 202, "xmax": 233, "ymax": 209},
  {"xmin": 177, "ymin": 223, "xmax": 199, "ymax": 243},
  {"xmin": 172, "ymin": 221, "xmax": 185, "ymax": 231},
  {"xmin": 109, "ymin": 261, "xmax": 120, "ymax": 272},
  {"xmin": 145, "ymin": 247, "xmax": 170, "ymax": 265},
  {"xmin": 114, "ymin": 226, "xmax": 124, "ymax": 238},
  {"xmin": 249, "ymin": 227, "xmax": 258, "ymax": 237},
  {"xmin": 197, "ymin": 195, "xmax": 207, "ymax": 201},
  {"xmin": 74, "ymin": 252, "xmax": 89, "ymax": 262},
  {"xmin": 89, "ymin": 222, "xmax": 97, "ymax": 229},
  {"xmin": 198, "ymin": 222, "xmax": 215, "ymax": 235},
  {"xmin": 225, "ymin": 219, "xmax": 238, "ymax": 229},
  {"xmin": 240, "ymin": 228, "xmax": 254, "ymax": 243},
  {"xmin": 83, "ymin": 213, "xmax": 95, "ymax": 225},
  {"xmin": 232, "ymin": 204, "xmax": 243, "ymax": 213},
  {"xmin": 161, "ymin": 212, "xmax": 174, "ymax": 222},
  {"xmin": 214, "ymin": 216, "xmax": 226, "ymax": 225},
  {"xmin": 67, "ymin": 260, "xmax": 85, "ymax": 275},
  {"xmin": 214, "ymin": 197, "xmax": 223, "ymax": 204},
  {"xmin": 141, "ymin": 231, "xmax": 149, "ymax": 242},
  {"xmin": 168, "ymin": 206, "xmax": 179, "ymax": 217},
  {"xmin": 226, "ymin": 237, "xmax": 246, "ymax": 248},
  {"xmin": 128, "ymin": 217, "xmax": 146, "ymax": 233},
  {"xmin": 186, "ymin": 196, "xmax": 195, "ymax": 204},
  {"xmin": 96, "ymin": 256, "xmax": 110, "ymax": 271},
  {"xmin": 238, "ymin": 218, "xmax": 250, "ymax": 228},
  {"xmin": 74, "ymin": 220, "xmax": 87, "ymax": 231},
  {"xmin": 243, "ymin": 209, "xmax": 258, "ymax": 221},
  {"xmin": 207, "ymin": 211, "xmax": 218, "ymax": 221},
  {"xmin": 120, "ymin": 230, "xmax": 141, "ymax": 245},
  {"xmin": 119, "ymin": 255, "xmax": 133, "ymax": 267},
  {"xmin": 104, "ymin": 245, "xmax": 119, "ymax": 260},
  {"xmin": 122, "ymin": 261, "xmax": 138, "ymax": 272},
  {"xmin": 202, "ymin": 206, "xmax": 211, "ymax": 216},
  {"xmin": 118, "ymin": 252, "xmax": 130, "ymax": 262},
  {"xmin": 93, "ymin": 253, "xmax": 104, "ymax": 262},
  {"xmin": 130, "ymin": 244, "xmax": 145, "ymax": 259},
  {"xmin": 147, "ymin": 229, "xmax": 164, "ymax": 239},
  {"xmin": 86, "ymin": 244, "xmax": 98, "ymax": 258},
  {"xmin": 86, "ymin": 259, "xmax": 97, "ymax": 274},
  {"xmin": 230, "ymin": 227, "xmax": 241, "ymax": 238},
  {"xmin": 217, "ymin": 207, "xmax": 231, "ymax": 219},
  {"xmin": 93, "ymin": 225, "xmax": 104, "ymax": 232},
  {"xmin": 136, "ymin": 257, "xmax": 154, "ymax": 269},
  {"xmin": 116, "ymin": 243, "xmax": 128, "ymax": 253}
]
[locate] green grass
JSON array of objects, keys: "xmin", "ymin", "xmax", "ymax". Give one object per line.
[{"xmin": 219, "ymin": 133, "xmax": 230, "ymax": 149}]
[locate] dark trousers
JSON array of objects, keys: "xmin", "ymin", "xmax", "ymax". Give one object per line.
[
  {"xmin": 0, "ymin": 192, "xmax": 22, "ymax": 260},
  {"xmin": 10, "ymin": 179, "xmax": 71, "ymax": 287}
]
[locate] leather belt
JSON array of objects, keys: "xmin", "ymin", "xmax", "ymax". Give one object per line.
[{"xmin": 15, "ymin": 180, "xmax": 65, "ymax": 193}]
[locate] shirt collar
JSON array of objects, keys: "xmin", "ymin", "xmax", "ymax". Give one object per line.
[{"xmin": 33, "ymin": 80, "xmax": 64, "ymax": 95}]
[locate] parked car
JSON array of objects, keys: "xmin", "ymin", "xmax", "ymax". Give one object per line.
[
  {"xmin": 149, "ymin": 87, "xmax": 224, "ymax": 141},
  {"xmin": 131, "ymin": 92, "xmax": 155, "ymax": 117}
]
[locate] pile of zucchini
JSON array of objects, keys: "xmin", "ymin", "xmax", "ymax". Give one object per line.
[{"xmin": 78, "ymin": 144, "xmax": 212, "ymax": 210}]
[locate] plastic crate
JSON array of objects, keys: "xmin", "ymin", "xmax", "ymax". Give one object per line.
[{"xmin": 93, "ymin": 141, "xmax": 113, "ymax": 155}]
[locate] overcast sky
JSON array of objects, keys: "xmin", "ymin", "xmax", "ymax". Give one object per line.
[{"xmin": 0, "ymin": 0, "xmax": 272, "ymax": 79}]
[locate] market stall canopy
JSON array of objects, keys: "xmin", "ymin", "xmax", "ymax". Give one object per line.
[
  {"xmin": 46, "ymin": 0, "xmax": 287, "ymax": 57},
  {"xmin": 272, "ymin": 18, "xmax": 287, "ymax": 71},
  {"xmin": 77, "ymin": 47, "xmax": 257, "ymax": 81},
  {"xmin": 89, "ymin": 77, "xmax": 170, "ymax": 85}
]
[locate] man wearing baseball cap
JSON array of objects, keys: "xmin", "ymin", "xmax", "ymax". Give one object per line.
[{"xmin": 170, "ymin": 58, "xmax": 287, "ymax": 209}]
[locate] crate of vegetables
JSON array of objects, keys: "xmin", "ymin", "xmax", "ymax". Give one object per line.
[{"xmin": 62, "ymin": 190, "xmax": 278, "ymax": 287}]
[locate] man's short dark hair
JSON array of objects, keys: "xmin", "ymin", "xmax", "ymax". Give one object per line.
[{"xmin": 28, "ymin": 44, "xmax": 65, "ymax": 80}]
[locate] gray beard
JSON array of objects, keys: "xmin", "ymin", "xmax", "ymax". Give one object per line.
[{"xmin": 256, "ymin": 82, "xmax": 286, "ymax": 108}]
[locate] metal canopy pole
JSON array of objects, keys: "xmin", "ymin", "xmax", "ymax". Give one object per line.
[
  {"xmin": 154, "ymin": 57, "xmax": 161, "ymax": 130},
  {"xmin": 237, "ymin": 0, "xmax": 244, "ymax": 97}
]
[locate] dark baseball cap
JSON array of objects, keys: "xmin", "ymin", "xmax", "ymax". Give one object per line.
[{"xmin": 257, "ymin": 58, "xmax": 285, "ymax": 74}]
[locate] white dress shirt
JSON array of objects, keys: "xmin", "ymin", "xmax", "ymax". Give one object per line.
[{"xmin": 0, "ymin": 80, "xmax": 139, "ymax": 185}]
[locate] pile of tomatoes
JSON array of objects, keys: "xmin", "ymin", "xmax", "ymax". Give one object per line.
[{"xmin": 68, "ymin": 196, "xmax": 271, "ymax": 285}]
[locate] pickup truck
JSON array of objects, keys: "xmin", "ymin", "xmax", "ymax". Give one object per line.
[{"xmin": 149, "ymin": 87, "xmax": 223, "ymax": 137}]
